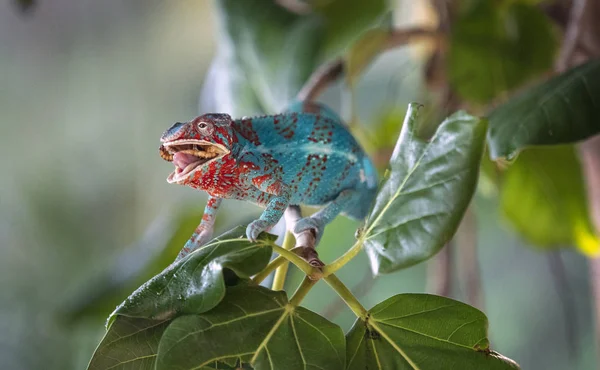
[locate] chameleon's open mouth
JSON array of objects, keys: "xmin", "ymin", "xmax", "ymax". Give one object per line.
[{"xmin": 159, "ymin": 140, "xmax": 229, "ymax": 183}]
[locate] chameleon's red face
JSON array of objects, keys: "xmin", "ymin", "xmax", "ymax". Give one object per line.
[{"xmin": 159, "ymin": 114, "xmax": 235, "ymax": 184}]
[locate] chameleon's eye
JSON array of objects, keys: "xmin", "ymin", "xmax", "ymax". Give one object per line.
[{"xmin": 198, "ymin": 122, "xmax": 208, "ymax": 129}]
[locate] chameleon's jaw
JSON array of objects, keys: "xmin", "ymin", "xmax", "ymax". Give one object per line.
[{"xmin": 160, "ymin": 139, "xmax": 229, "ymax": 183}]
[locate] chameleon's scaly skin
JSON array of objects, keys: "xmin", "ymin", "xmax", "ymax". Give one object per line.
[{"xmin": 160, "ymin": 102, "xmax": 378, "ymax": 260}]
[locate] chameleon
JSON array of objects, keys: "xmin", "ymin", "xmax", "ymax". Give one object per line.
[{"xmin": 159, "ymin": 101, "xmax": 378, "ymax": 266}]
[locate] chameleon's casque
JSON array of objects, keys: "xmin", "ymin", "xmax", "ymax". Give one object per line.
[{"xmin": 160, "ymin": 101, "xmax": 378, "ymax": 261}]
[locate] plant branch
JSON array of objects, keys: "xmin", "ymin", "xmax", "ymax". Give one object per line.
[
  {"xmin": 323, "ymin": 268, "xmax": 375, "ymax": 319},
  {"xmin": 269, "ymin": 241, "xmax": 322, "ymax": 280},
  {"xmin": 555, "ymin": 0, "xmax": 588, "ymax": 72},
  {"xmin": 297, "ymin": 27, "xmax": 444, "ymax": 103},
  {"xmin": 323, "ymin": 274, "xmax": 368, "ymax": 319},
  {"xmin": 272, "ymin": 232, "xmax": 295, "ymax": 291},
  {"xmin": 253, "ymin": 255, "xmax": 287, "ymax": 285},
  {"xmin": 323, "ymin": 240, "xmax": 363, "ymax": 276},
  {"xmin": 289, "ymin": 276, "xmax": 317, "ymax": 307}
]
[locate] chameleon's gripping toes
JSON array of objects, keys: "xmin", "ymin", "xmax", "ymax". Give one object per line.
[{"xmin": 160, "ymin": 102, "xmax": 378, "ymax": 266}]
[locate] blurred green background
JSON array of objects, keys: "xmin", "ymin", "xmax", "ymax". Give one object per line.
[{"xmin": 0, "ymin": 1, "xmax": 596, "ymax": 369}]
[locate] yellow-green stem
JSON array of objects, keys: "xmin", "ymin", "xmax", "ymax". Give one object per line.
[
  {"xmin": 253, "ymin": 255, "xmax": 287, "ymax": 285},
  {"xmin": 289, "ymin": 276, "xmax": 317, "ymax": 307},
  {"xmin": 323, "ymin": 274, "xmax": 368, "ymax": 319},
  {"xmin": 272, "ymin": 232, "xmax": 295, "ymax": 291},
  {"xmin": 323, "ymin": 240, "xmax": 363, "ymax": 276}
]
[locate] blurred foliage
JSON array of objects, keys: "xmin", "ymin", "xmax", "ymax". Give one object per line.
[
  {"xmin": 488, "ymin": 59, "xmax": 600, "ymax": 160},
  {"xmin": 448, "ymin": 0, "xmax": 558, "ymax": 103},
  {"xmin": 500, "ymin": 145, "xmax": 600, "ymax": 256}
]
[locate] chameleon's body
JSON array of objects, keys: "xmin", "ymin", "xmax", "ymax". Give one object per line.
[{"xmin": 160, "ymin": 102, "xmax": 377, "ymax": 262}]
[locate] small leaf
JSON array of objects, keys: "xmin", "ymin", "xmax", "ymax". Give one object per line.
[
  {"xmin": 448, "ymin": 2, "xmax": 558, "ymax": 103},
  {"xmin": 311, "ymin": 0, "xmax": 389, "ymax": 58},
  {"xmin": 345, "ymin": 28, "xmax": 389, "ymax": 87},
  {"xmin": 156, "ymin": 285, "xmax": 346, "ymax": 370},
  {"xmin": 346, "ymin": 294, "xmax": 520, "ymax": 370},
  {"xmin": 363, "ymin": 103, "xmax": 487, "ymax": 273},
  {"xmin": 500, "ymin": 145, "xmax": 600, "ymax": 256},
  {"xmin": 88, "ymin": 317, "xmax": 170, "ymax": 370},
  {"xmin": 109, "ymin": 226, "xmax": 274, "ymax": 324},
  {"xmin": 487, "ymin": 59, "xmax": 600, "ymax": 160}
]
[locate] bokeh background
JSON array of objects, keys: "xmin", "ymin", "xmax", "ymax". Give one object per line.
[{"xmin": 1, "ymin": 1, "xmax": 596, "ymax": 369}]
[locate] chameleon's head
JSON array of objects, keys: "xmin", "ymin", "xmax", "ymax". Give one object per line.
[{"xmin": 159, "ymin": 113, "xmax": 235, "ymax": 184}]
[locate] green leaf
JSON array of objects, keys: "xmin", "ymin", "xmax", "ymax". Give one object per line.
[
  {"xmin": 209, "ymin": 0, "xmax": 324, "ymax": 115},
  {"xmin": 448, "ymin": 1, "xmax": 558, "ymax": 103},
  {"xmin": 311, "ymin": 0, "xmax": 389, "ymax": 58},
  {"xmin": 500, "ymin": 145, "xmax": 600, "ymax": 256},
  {"xmin": 487, "ymin": 59, "xmax": 600, "ymax": 160},
  {"xmin": 363, "ymin": 103, "xmax": 487, "ymax": 273},
  {"xmin": 156, "ymin": 285, "xmax": 346, "ymax": 370},
  {"xmin": 346, "ymin": 294, "xmax": 520, "ymax": 370},
  {"xmin": 109, "ymin": 226, "xmax": 274, "ymax": 324},
  {"xmin": 345, "ymin": 28, "xmax": 389, "ymax": 88},
  {"xmin": 88, "ymin": 316, "xmax": 170, "ymax": 370}
]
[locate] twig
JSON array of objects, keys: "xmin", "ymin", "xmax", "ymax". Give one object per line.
[
  {"xmin": 272, "ymin": 232, "xmax": 295, "ymax": 291},
  {"xmin": 456, "ymin": 206, "xmax": 484, "ymax": 309},
  {"xmin": 275, "ymin": 0, "xmax": 312, "ymax": 15},
  {"xmin": 579, "ymin": 136, "xmax": 600, "ymax": 358},
  {"xmin": 322, "ymin": 268, "xmax": 375, "ymax": 320},
  {"xmin": 426, "ymin": 241, "xmax": 453, "ymax": 297},
  {"xmin": 555, "ymin": 0, "xmax": 588, "ymax": 72},
  {"xmin": 546, "ymin": 252, "xmax": 578, "ymax": 362},
  {"xmin": 297, "ymin": 28, "xmax": 444, "ymax": 103}
]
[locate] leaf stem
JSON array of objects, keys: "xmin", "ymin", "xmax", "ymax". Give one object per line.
[
  {"xmin": 289, "ymin": 276, "xmax": 317, "ymax": 307},
  {"xmin": 323, "ymin": 240, "xmax": 363, "ymax": 276},
  {"xmin": 253, "ymin": 255, "xmax": 287, "ymax": 284},
  {"xmin": 269, "ymin": 240, "xmax": 319, "ymax": 278},
  {"xmin": 323, "ymin": 274, "xmax": 368, "ymax": 319},
  {"xmin": 272, "ymin": 232, "xmax": 295, "ymax": 291}
]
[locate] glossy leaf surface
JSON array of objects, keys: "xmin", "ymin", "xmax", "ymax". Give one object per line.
[
  {"xmin": 363, "ymin": 104, "xmax": 487, "ymax": 273},
  {"xmin": 346, "ymin": 294, "xmax": 520, "ymax": 370},
  {"xmin": 501, "ymin": 145, "xmax": 599, "ymax": 256},
  {"xmin": 156, "ymin": 285, "xmax": 345, "ymax": 370},
  {"xmin": 488, "ymin": 59, "xmax": 600, "ymax": 160},
  {"xmin": 109, "ymin": 226, "xmax": 274, "ymax": 323},
  {"xmin": 88, "ymin": 317, "xmax": 169, "ymax": 370}
]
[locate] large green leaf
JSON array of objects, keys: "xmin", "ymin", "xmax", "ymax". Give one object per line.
[
  {"xmin": 109, "ymin": 226, "xmax": 274, "ymax": 324},
  {"xmin": 207, "ymin": 0, "xmax": 324, "ymax": 115},
  {"xmin": 500, "ymin": 145, "xmax": 599, "ymax": 256},
  {"xmin": 363, "ymin": 103, "xmax": 487, "ymax": 273},
  {"xmin": 88, "ymin": 316, "xmax": 170, "ymax": 370},
  {"xmin": 487, "ymin": 59, "xmax": 600, "ymax": 160},
  {"xmin": 311, "ymin": 0, "xmax": 389, "ymax": 59},
  {"xmin": 448, "ymin": 1, "xmax": 557, "ymax": 103},
  {"xmin": 346, "ymin": 294, "xmax": 520, "ymax": 370},
  {"xmin": 156, "ymin": 285, "xmax": 345, "ymax": 370}
]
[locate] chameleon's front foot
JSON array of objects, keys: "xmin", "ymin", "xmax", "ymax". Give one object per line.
[{"xmin": 246, "ymin": 219, "xmax": 272, "ymax": 242}]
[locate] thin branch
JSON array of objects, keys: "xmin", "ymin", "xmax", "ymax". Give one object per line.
[
  {"xmin": 275, "ymin": 0, "xmax": 312, "ymax": 15},
  {"xmin": 426, "ymin": 241, "xmax": 453, "ymax": 297},
  {"xmin": 555, "ymin": 0, "xmax": 589, "ymax": 72},
  {"xmin": 546, "ymin": 251, "xmax": 578, "ymax": 362},
  {"xmin": 322, "ymin": 268, "xmax": 375, "ymax": 320},
  {"xmin": 297, "ymin": 28, "xmax": 444, "ymax": 103},
  {"xmin": 456, "ymin": 206, "xmax": 484, "ymax": 309}
]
